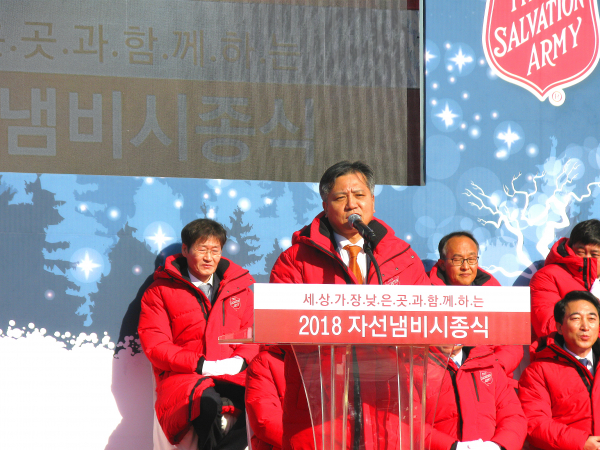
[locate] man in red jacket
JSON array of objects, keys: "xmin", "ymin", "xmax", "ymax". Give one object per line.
[
  {"xmin": 530, "ymin": 219, "xmax": 600, "ymax": 341},
  {"xmin": 518, "ymin": 290, "xmax": 600, "ymax": 450},
  {"xmin": 139, "ymin": 219, "xmax": 258, "ymax": 450},
  {"xmin": 245, "ymin": 346, "xmax": 286, "ymax": 450},
  {"xmin": 428, "ymin": 231, "xmax": 523, "ymax": 378},
  {"xmin": 270, "ymin": 160, "xmax": 430, "ymax": 450},
  {"xmin": 417, "ymin": 344, "xmax": 526, "ymax": 450},
  {"xmin": 429, "ymin": 231, "xmax": 497, "ymax": 287}
]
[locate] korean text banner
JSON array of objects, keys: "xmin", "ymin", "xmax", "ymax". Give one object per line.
[
  {"xmin": 254, "ymin": 284, "xmax": 531, "ymax": 345},
  {"xmin": 0, "ymin": 0, "xmax": 421, "ymax": 184}
]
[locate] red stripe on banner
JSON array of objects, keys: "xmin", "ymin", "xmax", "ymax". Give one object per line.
[{"xmin": 254, "ymin": 310, "xmax": 530, "ymax": 345}]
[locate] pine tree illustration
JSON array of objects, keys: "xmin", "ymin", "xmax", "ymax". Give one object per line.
[
  {"xmin": 223, "ymin": 207, "xmax": 262, "ymax": 268},
  {"xmin": 0, "ymin": 176, "xmax": 80, "ymax": 333},
  {"xmin": 264, "ymin": 238, "xmax": 284, "ymax": 275},
  {"xmin": 87, "ymin": 223, "xmax": 156, "ymax": 349}
]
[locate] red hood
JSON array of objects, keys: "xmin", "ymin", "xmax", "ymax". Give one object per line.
[
  {"xmin": 155, "ymin": 253, "xmax": 254, "ymax": 295},
  {"xmin": 544, "ymin": 237, "xmax": 597, "ymax": 290},
  {"xmin": 530, "ymin": 332, "xmax": 599, "ymax": 368}
]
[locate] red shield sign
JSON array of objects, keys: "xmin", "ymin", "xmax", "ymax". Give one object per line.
[{"xmin": 483, "ymin": 0, "xmax": 600, "ymax": 105}]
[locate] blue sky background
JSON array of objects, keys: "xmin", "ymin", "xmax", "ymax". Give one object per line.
[{"xmin": 3, "ymin": 0, "xmax": 600, "ymax": 343}]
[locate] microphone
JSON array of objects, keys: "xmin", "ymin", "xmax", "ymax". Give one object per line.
[{"xmin": 347, "ymin": 214, "xmax": 376, "ymax": 242}]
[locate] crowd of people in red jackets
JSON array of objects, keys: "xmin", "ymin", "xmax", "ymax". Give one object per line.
[{"xmin": 138, "ymin": 161, "xmax": 600, "ymax": 450}]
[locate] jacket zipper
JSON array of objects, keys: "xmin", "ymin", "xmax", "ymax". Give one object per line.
[
  {"xmin": 193, "ymin": 291, "xmax": 209, "ymax": 321},
  {"xmin": 449, "ymin": 370, "xmax": 464, "ymax": 440},
  {"xmin": 307, "ymin": 240, "xmax": 354, "ymax": 284},
  {"xmin": 551, "ymin": 348, "xmax": 593, "ymax": 396},
  {"xmin": 470, "ymin": 372, "xmax": 480, "ymax": 402}
]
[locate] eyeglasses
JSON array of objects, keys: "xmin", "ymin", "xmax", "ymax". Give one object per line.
[
  {"xmin": 447, "ymin": 257, "xmax": 478, "ymax": 266},
  {"xmin": 192, "ymin": 247, "xmax": 222, "ymax": 257}
]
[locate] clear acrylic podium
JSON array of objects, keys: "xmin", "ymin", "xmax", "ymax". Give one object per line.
[
  {"xmin": 221, "ymin": 283, "xmax": 531, "ymax": 450},
  {"xmin": 288, "ymin": 344, "xmax": 435, "ymax": 450}
]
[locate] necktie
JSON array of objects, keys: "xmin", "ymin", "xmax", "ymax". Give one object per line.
[
  {"xmin": 579, "ymin": 358, "xmax": 589, "ymax": 370},
  {"xmin": 452, "ymin": 355, "xmax": 462, "ymax": 368},
  {"xmin": 344, "ymin": 245, "xmax": 363, "ymax": 285},
  {"xmin": 199, "ymin": 284, "xmax": 211, "ymax": 300}
]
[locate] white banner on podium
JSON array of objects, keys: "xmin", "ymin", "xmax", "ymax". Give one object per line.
[{"xmin": 254, "ymin": 283, "xmax": 531, "ymax": 345}]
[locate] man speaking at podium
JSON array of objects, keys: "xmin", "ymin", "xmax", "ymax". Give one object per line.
[{"xmin": 270, "ymin": 160, "xmax": 430, "ymax": 450}]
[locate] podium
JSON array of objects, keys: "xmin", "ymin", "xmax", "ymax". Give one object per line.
[{"xmin": 222, "ymin": 283, "xmax": 531, "ymax": 450}]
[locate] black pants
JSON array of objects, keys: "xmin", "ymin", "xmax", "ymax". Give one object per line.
[{"xmin": 191, "ymin": 382, "xmax": 247, "ymax": 450}]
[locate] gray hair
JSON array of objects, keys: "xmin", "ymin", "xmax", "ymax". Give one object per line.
[
  {"xmin": 438, "ymin": 231, "xmax": 479, "ymax": 259},
  {"xmin": 319, "ymin": 161, "xmax": 375, "ymax": 201}
]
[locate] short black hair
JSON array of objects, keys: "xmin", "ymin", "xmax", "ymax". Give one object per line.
[
  {"xmin": 438, "ymin": 231, "xmax": 479, "ymax": 259},
  {"xmin": 554, "ymin": 290, "xmax": 600, "ymax": 325},
  {"xmin": 319, "ymin": 160, "xmax": 375, "ymax": 201},
  {"xmin": 181, "ymin": 219, "xmax": 227, "ymax": 249},
  {"xmin": 569, "ymin": 219, "xmax": 600, "ymax": 247}
]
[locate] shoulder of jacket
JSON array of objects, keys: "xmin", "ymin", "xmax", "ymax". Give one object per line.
[
  {"xmin": 148, "ymin": 273, "xmax": 187, "ymax": 290},
  {"xmin": 530, "ymin": 262, "xmax": 567, "ymax": 286},
  {"xmin": 220, "ymin": 258, "xmax": 253, "ymax": 281},
  {"xmin": 279, "ymin": 240, "xmax": 324, "ymax": 265},
  {"xmin": 382, "ymin": 243, "xmax": 423, "ymax": 270}
]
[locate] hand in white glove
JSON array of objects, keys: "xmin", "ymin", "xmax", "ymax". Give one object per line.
[
  {"xmin": 479, "ymin": 442, "xmax": 501, "ymax": 450},
  {"xmin": 456, "ymin": 439, "xmax": 484, "ymax": 450},
  {"xmin": 202, "ymin": 356, "xmax": 245, "ymax": 376}
]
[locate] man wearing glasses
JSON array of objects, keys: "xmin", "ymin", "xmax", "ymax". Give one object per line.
[
  {"xmin": 428, "ymin": 231, "xmax": 523, "ymax": 379},
  {"xmin": 139, "ymin": 218, "xmax": 258, "ymax": 450},
  {"xmin": 429, "ymin": 231, "xmax": 496, "ymax": 287}
]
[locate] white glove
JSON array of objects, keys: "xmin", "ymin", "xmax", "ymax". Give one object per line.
[
  {"xmin": 202, "ymin": 356, "xmax": 245, "ymax": 376},
  {"xmin": 456, "ymin": 440, "xmax": 484, "ymax": 450},
  {"xmin": 480, "ymin": 442, "xmax": 501, "ymax": 450}
]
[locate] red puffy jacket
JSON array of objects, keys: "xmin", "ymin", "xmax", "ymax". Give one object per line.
[
  {"xmin": 518, "ymin": 333, "xmax": 600, "ymax": 450},
  {"xmin": 530, "ymin": 238, "xmax": 598, "ymax": 341},
  {"xmin": 246, "ymin": 347, "xmax": 286, "ymax": 450},
  {"xmin": 416, "ymin": 346, "xmax": 527, "ymax": 450},
  {"xmin": 139, "ymin": 254, "xmax": 258, "ymax": 444},
  {"xmin": 428, "ymin": 262, "xmax": 524, "ymax": 379},
  {"xmin": 270, "ymin": 212, "xmax": 430, "ymax": 450}
]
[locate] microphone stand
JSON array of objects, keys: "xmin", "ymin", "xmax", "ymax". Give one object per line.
[
  {"xmin": 364, "ymin": 240, "xmax": 382, "ymax": 285},
  {"xmin": 350, "ymin": 239, "xmax": 381, "ymax": 450}
]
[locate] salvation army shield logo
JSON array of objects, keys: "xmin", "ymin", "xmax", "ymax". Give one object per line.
[
  {"xmin": 480, "ymin": 370, "xmax": 493, "ymax": 386},
  {"xmin": 230, "ymin": 297, "xmax": 241, "ymax": 310},
  {"xmin": 483, "ymin": 0, "xmax": 600, "ymax": 106}
]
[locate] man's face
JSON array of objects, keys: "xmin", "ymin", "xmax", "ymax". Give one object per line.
[
  {"xmin": 181, "ymin": 236, "xmax": 222, "ymax": 283},
  {"xmin": 570, "ymin": 241, "xmax": 600, "ymax": 277},
  {"xmin": 556, "ymin": 299, "xmax": 599, "ymax": 358},
  {"xmin": 323, "ymin": 172, "xmax": 375, "ymax": 243},
  {"xmin": 439, "ymin": 236, "xmax": 479, "ymax": 286}
]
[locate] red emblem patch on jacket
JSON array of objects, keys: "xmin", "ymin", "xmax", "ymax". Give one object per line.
[
  {"xmin": 480, "ymin": 370, "xmax": 493, "ymax": 386},
  {"xmin": 230, "ymin": 297, "xmax": 241, "ymax": 310},
  {"xmin": 384, "ymin": 275, "xmax": 401, "ymax": 286}
]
